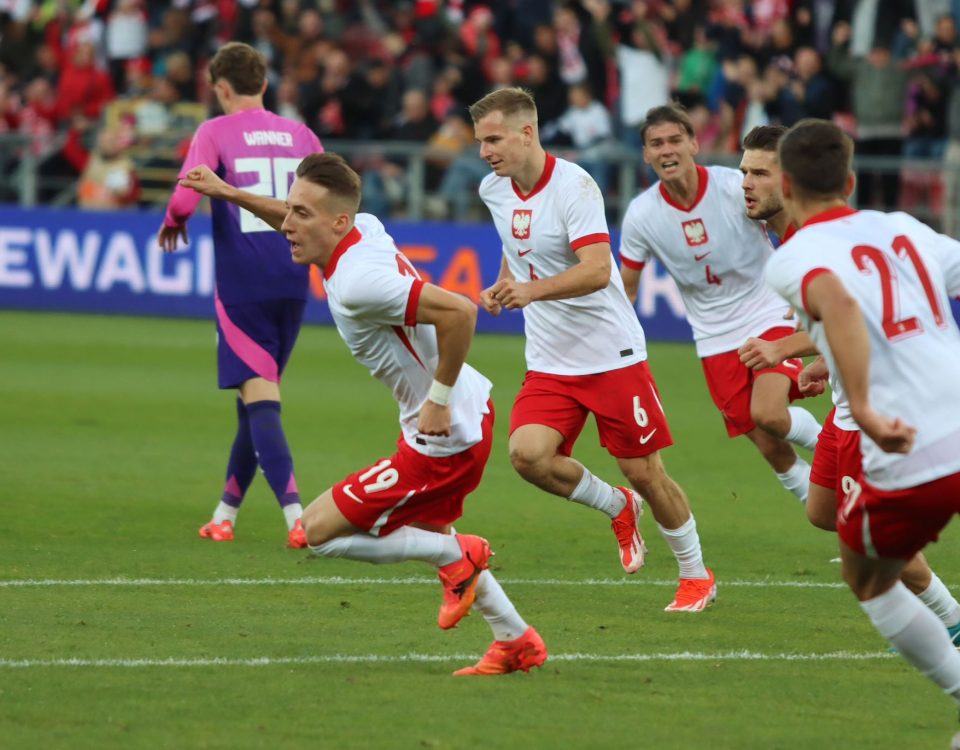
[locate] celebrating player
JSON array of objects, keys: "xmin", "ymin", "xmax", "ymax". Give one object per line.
[
  {"xmin": 739, "ymin": 125, "xmax": 960, "ymax": 644},
  {"xmin": 159, "ymin": 42, "xmax": 322, "ymax": 547},
  {"xmin": 177, "ymin": 153, "xmax": 547, "ymax": 677},
  {"xmin": 619, "ymin": 105, "xmax": 821, "ymax": 506},
  {"xmin": 765, "ymin": 119, "xmax": 960, "ymax": 730},
  {"xmin": 472, "ymin": 87, "xmax": 715, "ymax": 613}
]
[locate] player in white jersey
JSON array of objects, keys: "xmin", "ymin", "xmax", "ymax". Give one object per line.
[
  {"xmin": 470, "ymin": 87, "xmax": 715, "ymax": 613},
  {"xmin": 738, "ymin": 125, "xmax": 960, "ymax": 644},
  {"xmin": 177, "ymin": 153, "xmax": 547, "ymax": 676},
  {"xmin": 765, "ymin": 119, "xmax": 960, "ymax": 731},
  {"xmin": 619, "ymin": 105, "xmax": 822, "ymax": 506}
]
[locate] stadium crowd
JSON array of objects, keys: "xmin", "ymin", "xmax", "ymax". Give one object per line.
[{"xmin": 3, "ymin": 0, "xmax": 960, "ymax": 219}]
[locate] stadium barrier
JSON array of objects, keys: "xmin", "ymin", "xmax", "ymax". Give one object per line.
[{"xmin": 0, "ymin": 206, "xmax": 695, "ymax": 339}]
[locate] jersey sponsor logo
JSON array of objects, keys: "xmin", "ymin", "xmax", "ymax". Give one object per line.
[
  {"xmin": 341, "ymin": 484, "xmax": 364, "ymax": 504},
  {"xmin": 512, "ymin": 209, "xmax": 532, "ymax": 240},
  {"xmin": 638, "ymin": 428, "xmax": 658, "ymax": 445},
  {"xmin": 682, "ymin": 219, "xmax": 708, "ymax": 247},
  {"xmin": 518, "ymin": 248, "xmax": 532, "ymax": 257},
  {"xmin": 693, "ymin": 251, "xmax": 711, "ymax": 261}
]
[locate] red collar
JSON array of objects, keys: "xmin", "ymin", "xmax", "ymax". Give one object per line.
[
  {"xmin": 800, "ymin": 205, "xmax": 858, "ymax": 228},
  {"xmin": 323, "ymin": 225, "xmax": 363, "ymax": 280},
  {"xmin": 781, "ymin": 223, "xmax": 798, "ymax": 242},
  {"xmin": 512, "ymin": 152, "xmax": 556, "ymax": 201},
  {"xmin": 659, "ymin": 164, "xmax": 709, "ymax": 212}
]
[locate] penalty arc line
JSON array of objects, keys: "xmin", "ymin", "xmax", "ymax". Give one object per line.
[{"xmin": 0, "ymin": 651, "xmax": 895, "ymax": 669}]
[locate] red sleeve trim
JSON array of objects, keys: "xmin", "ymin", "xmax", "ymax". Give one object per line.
[
  {"xmin": 620, "ymin": 257, "xmax": 645, "ymax": 271},
  {"xmin": 800, "ymin": 268, "xmax": 832, "ymax": 320},
  {"xmin": 405, "ymin": 278, "xmax": 425, "ymax": 327},
  {"xmin": 571, "ymin": 232, "xmax": 610, "ymax": 252}
]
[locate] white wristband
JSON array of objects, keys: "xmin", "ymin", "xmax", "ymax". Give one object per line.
[{"xmin": 427, "ymin": 379, "xmax": 453, "ymax": 406}]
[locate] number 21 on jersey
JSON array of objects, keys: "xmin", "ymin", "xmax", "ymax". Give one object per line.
[
  {"xmin": 234, "ymin": 157, "xmax": 302, "ymax": 233},
  {"xmin": 851, "ymin": 234, "xmax": 947, "ymax": 341}
]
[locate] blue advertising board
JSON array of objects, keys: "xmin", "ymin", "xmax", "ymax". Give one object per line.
[{"xmin": 0, "ymin": 206, "xmax": 694, "ymax": 340}]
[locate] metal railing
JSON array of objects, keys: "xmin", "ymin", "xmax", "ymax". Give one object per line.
[{"xmin": 1, "ymin": 133, "xmax": 955, "ymax": 234}]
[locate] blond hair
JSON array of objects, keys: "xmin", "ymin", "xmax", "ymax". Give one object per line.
[{"xmin": 469, "ymin": 87, "xmax": 538, "ymax": 124}]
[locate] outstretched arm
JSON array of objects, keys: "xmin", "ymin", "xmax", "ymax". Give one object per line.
[
  {"xmin": 414, "ymin": 283, "xmax": 478, "ymax": 436},
  {"xmin": 178, "ymin": 165, "xmax": 288, "ymax": 232}
]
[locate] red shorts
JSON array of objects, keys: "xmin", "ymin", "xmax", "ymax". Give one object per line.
[
  {"xmin": 837, "ymin": 470, "xmax": 960, "ymax": 559},
  {"xmin": 701, "ymin": 326, "xmax": 805, "ymax": 438},
  {"xmin": 509, "ymin": 361, "xmax": 673, "ymax": 459},
  {"xmin": 332, "ymin": 403, "xmax": 494, "ymax": 537},
  {"xmin": 809, "ymin": 407, "xmax": 862, "ymax": 499}
]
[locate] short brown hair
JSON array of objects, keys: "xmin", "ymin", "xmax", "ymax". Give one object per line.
[
  {"xmin": 469, "ymin": 87, "xmax": 538, "ymax": 124},
  {"xmin": 640, "ymin": 104, "xmax": 695, "ymax": 144},
  {"xmin": 209, "ymin": 42, "xmax": 266, "ymax": 96},
  {"xmin": 778, "ymin": 119, "xmax": 853, "ymax": 199},
  {"xmin": 742, "ymin": 125, "xmax": 787, "ymax": 152},
  {"xmin": 296, "ymin": 152, "xmax": 362, "ymax": 213}
]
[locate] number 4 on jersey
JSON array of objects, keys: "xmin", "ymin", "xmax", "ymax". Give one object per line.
[{"xmin": 705, "ymin": 265, "xmax": 721, "ymax": 286}]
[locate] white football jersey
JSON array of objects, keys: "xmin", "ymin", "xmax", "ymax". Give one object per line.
[
  {"xmin": 620, "ymin": 165, "xmax": 794, "ymax": 357},
  {"xmin": 479, "ymin": 154, "xmax": 647, "ymax": 375},
  {"xmin": 323, "ymin": 213, "xmax": 492, "ymax": 457},
  {"xmin": 766, "ymin": 208, "xmax": 960, "ymax": 490}
]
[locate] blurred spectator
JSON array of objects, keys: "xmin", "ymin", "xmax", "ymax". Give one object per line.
[
  {"xmin": 524, "ymin": 53, "xmax": 566, "ymax": 130},
  {"xmin": 56, "ymin": 42, "xmax": 116, "ymax": 122},
  {"xmin": 164, "ymin": 51, "xmax": 197, "ymax": 102},
  {"xmin": 677, "ymin": 26, "xmax": 719, "ymax": 94},
  {"xmin": 77, "ymin": 122, "xmax": 140, "ymax": 209},
  {"xmin": 543, "ymin": 82, "xmax": 614, "ymax": 193},
  {"xmin": 942, "ymin": 48, "xmax": 960, "ymax": 236},
  {"xmin": 105, "ymin": 0, "xmax": 148, "ymax": 92},
  {"xmin": 553, "ymin": 3, "xmax": 606, "ymax": 103},
  {"xmin": 775, "ymin": 46, "xmax": 835, "ymax": 125},
  {"xmin": 828, "ymin": 22, "xmax": 909, "ymax": 209},
  {"xmin": 361, "ymin": 88, "xmax": 438, "ymax": 215},
  {"xmin": 903, "ymin": 71, "xmax": 948, "ymax": 159},
  {"xmin": 340, "ymin": 58, "xmax": 400, "ymax": 140}
]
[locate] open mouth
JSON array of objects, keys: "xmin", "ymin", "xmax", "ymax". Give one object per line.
[{"xmin": 661, "ymin": 160, "xmax": 679, "ymax": 171}]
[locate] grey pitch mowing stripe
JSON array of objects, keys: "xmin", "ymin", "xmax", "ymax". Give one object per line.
[
  {"xmin": 0, "ymin": 651, "xmax": 892, "ymax": 668},
  {"xmin": 0, "ymin": 576, "xmax": 847, "ymax": 589}
]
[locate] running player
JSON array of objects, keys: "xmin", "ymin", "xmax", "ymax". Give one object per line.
[
  {"xmin": 766, "ymin": 119, "xmax": 960, "ymax": 730},
  {"xmin": 178, "ymin": 153, "xmax": 547, "ymax": 676},
  {"xmin": 159, "ymin": 42, "xmax": 322, "ymax": 547},
  {"xmin": 472, "ymin": 87, "xmax": 715, "ymax": 613},
  {"xmin": 619, "ymin": 105, "xmax": 821, "ymax": 505},
  {"xmin": 738, "ymin": 124, "xmax": 960, "ymax": 644}
]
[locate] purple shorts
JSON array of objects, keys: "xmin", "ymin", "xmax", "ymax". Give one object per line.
[{"xmin": 215, "ymin": 297, "xmax": 306, "ymax": 389}]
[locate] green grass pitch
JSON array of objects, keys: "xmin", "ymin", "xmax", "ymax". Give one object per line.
[{"xmin": 2, "ymin": 309, "xmax": 959, "ymax": 749}]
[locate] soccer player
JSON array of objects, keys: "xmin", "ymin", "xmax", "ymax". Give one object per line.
[
  {"xmin": 765, "ymin": 119, "xmax": 960, "ymax": 726},
  {"xmin": 619, "ymin": 105, "xmax": 821, "ymax": 505},
  {"xmin": 738, "ymin": 124, "xmax": 960, "ymax": 644},
  {"xmin": 158, "ymin": 42, "xmax": 323, "ymax": 548},
  {"xmin": 472, "ymin": 87, "xmax": 715, "ymax": 613},
  {"xmin": 177, "ymin": 153, "xmax": 547, "ymax": 677}
]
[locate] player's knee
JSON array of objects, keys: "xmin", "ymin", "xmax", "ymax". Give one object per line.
[
  {"xmin": 621, "ymin": 457, "xmax": 663, "ymax": 495},
  {"xmin": 751, "ymin": 403, "xmax": 789, "ymax": 438},
  {"xmin": 508, "ymin": 443, "xmax": 548, "ymax": 480},
  {"xmin": 302, "ymin": 506, "xmax": 334, "ymax": 546}
]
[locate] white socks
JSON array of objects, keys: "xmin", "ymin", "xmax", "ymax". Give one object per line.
[
  {"xmin": 212, "ymin": 501, "xmax": 239, "ymax": 524},
  {"xmin": 312, "ymin": 530, "xmax": 529, "ymax": 644},
  {"xmin": 861, "ymin": 582, "xmax": 960, "ymax": 703},
  {"xmin": 309, "ymin": 526, "xmax": 462, "ymax": 566},
  {"xmin": 776, "ymin": 457, "xmax": 811, "ymax": 504},
  {"xmin": 918, "ymin": 573, "xmax": 960, "ymax": 629},
  {"xmin": 472, "ymin": 570, "xmax": 529, "ymax": 641},
  {"xmin": 785, "ymin": 406, "xmax": 821, "ymax": 451},
  {"xmin": 567, "ymin": 468, "xmax": 626, "ymax": 519},
  {"xmin": 658, "ymin": 516, "xmax": 708, "ymax": 579},
  {"xmin": 282, "ymin": 503, "xmax": 303, "ymax": 531}
]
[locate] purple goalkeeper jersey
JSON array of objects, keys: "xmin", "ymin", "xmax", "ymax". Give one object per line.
[{"xmin": 164, "ymin": 108, "xmax": 323, "ymax": 304}]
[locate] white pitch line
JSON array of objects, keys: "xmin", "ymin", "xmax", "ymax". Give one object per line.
[
  {"xmin": 0, "ymin": 651, "xmax": 892, "ymax": 669},
  {"xmin": 0, "ymin": 576, "xmax": 848, "ymax": 589}
]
